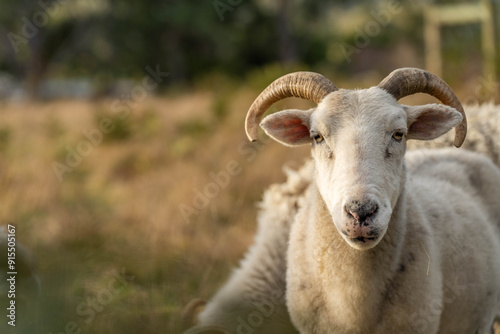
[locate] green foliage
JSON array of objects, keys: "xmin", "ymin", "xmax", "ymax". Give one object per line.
[
  {"xmin": 178, "ymin": 119, "xmax": 208, "ymax": 139},
  {"xmin": 246, "ymin": 62, "xmax": 310, "ymax": 91},
  {"xmin": 195, "ymin": 71, "xmax": 237, "ymax": 121},
  {"xmin": 212, "ymin": 94, "xmax": 229, "ymax": 121},
  {"xmin": 93, "ymin": 110, "xmax": 132, "ymax": 143},
  {"xmin": 110, "ymin": 152, "xmax": 149, "ymax": 181},
  {"xmin": 135, "ymin": 109, "xmax": 161, "ymax": 139},
  {"xmin": 2, "ymin": 0, "xmax": 500, "ymax": 93},
  {"xmin": 441, "ymin": 23, "xmax": 483, "ymax": 84},
  {"xmin": 0, "ymin": 0, "xmax": 353, "ymax": 89},
  {"xmin": 0, "ymin": 126, "xmax": 11, "ymax": 152}
]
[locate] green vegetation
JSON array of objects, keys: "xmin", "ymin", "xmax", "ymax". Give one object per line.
[{"xmin": 2, "ymin": 0, "xmax": 499, "ymax": 98}]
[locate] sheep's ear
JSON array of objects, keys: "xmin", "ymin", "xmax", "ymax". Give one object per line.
[
  {"xmin": 260, "ymin": 109, "xmax": 313, "ymax": 146},
  {"xmin": 405, "ymin": 104, "xmax": 463, "ymax": 141}
]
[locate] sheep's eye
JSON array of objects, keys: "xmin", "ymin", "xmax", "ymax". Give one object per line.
[
  {"xmin": 392, "ymin": 131, "xmax": 404, "ymax": 142},
  {"xmin": 313, "ymin": 134, "xmax": 324, "ymax": 144}
]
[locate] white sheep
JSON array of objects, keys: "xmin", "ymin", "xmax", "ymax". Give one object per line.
[
  {"xmin": 181, "ymin": 163, "xmax": 312, "ymax": 334},
  {"xmin": 245, "ymin": 68, "xmax": 500, "ymax": 333}
]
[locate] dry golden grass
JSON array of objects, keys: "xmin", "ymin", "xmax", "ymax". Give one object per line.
[{"xmin": 0, "ymin": 88, "xmax": 310, "ymax": 334}]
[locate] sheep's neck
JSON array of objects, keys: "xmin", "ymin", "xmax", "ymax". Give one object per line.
[{"xmin": 309, "ymin": 184, "xmax": 407, "ymax": 326}]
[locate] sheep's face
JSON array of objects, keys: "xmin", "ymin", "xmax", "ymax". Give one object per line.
[{"xmin": 261, "ymin": 87, "xmax": 462, "ymax": 250}]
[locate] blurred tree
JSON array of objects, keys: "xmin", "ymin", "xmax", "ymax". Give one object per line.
[
  {"xmin": 1, "ymin": 0, "xmax": 329, "ymax": 92},
  {"xmin": 0, "ymin": 0, "xmax": 98, "ymax": 98},
  {"xmin": 3, "ymin": 0, "xmax": 489, "ymax": 96}
]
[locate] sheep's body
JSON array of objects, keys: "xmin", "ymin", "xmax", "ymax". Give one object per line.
[
  {"xmin": 287, "ymin": 148, "xmax": 500, "ymax": 333},
  {"xmin": 183, "ymin": 164, "xmax": 311, "ymax": 334},
  {"xmin": 244, "ymin": 69, "xmax": 500, "ymax": 334},
  {"xmin": 185, "ymin": 143, "xmax": 500, "ymax": 334},
  {"xmin": 183, "ymin": 67, "xmax": 500, "ymax": 332}
]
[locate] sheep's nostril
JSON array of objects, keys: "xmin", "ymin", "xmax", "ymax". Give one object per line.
[{"xmin": 345, "ymin": 200, "xmax": 378, "ymax": 223}]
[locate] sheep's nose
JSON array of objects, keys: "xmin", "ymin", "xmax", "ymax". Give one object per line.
[{"xmin": 344, "ymin": 200, "xmax": 378, "ymax": 224}]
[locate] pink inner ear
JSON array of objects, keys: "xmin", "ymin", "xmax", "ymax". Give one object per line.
[
  {"xmin": 417, "ymin": 112, "xmax": 447, "ymax": 123},
  {"xmin": 409, "ymin": 112, "xmax": 445, "ymax": 135},
  {"xmin": 261, "ymin": 110, "xmax": 312, "ymax": 145},
  {"xmin": 409, "ymin": 121, "xmax": 434, "ymax": 133},
  {"xmin": 283, "ymin": 121, "xmax": 310, "ymax": 142},
  {"xmin": 407, "ymin": 106, "xmax": 461, "ymax": 141},
  {"xmin": 267, "ymin": 117, "xmax": 304, "ymax": 129},
  {"xmin": 266, "ymin": 117, "xmax": 310, "ymax": 142}
]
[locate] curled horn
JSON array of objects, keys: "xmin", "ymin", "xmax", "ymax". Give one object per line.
[
  {"xmin": 245, "ymin": 71, "xmax": 338, "ymax": 141},
  {"xmin": 378, "ymin": 67, "xmax": 467, "ymax": 147}
]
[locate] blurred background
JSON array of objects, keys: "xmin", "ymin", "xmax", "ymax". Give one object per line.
[{"xmin": 0, "ymin": 0, "xmax": 499, "ymax": 333}]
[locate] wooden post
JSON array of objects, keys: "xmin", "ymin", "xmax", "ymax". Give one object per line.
[
  {"xmin": 423, "ymin": 0, "xmax": 496, "ymax": 88},
  {"xmin": 424, "ymin": 5, "xmax": 442, "ymax": 77},
  {"xmin": 481, "ymin": 0, "xmax": 496, "ymax": 85}
]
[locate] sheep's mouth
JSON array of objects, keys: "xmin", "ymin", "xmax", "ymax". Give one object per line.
[
  {"xmin": 350, "ymin": 236, "xmax": 377, "ymax": 243},
  {"xmin": 346, "ymin": 236, "xmax": 381, "ymax": 250},
  {"xmin": 343, "ymin": 234, "xmax": 382, "ymax": 250}
]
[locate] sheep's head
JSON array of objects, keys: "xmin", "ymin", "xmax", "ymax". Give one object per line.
[{"xmin": 246, "ymin": 68, "xmax": 466, "ymax": 250}]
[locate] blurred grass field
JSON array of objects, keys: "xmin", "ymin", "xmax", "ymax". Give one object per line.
[{"xmin": 0, "ymin": 75, "xmax": 314, "ymax": 333}]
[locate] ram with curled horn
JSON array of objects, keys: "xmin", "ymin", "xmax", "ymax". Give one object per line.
[{"xmin": 245, "ymin": 67, "xmax": 500, "ymax": 333}]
